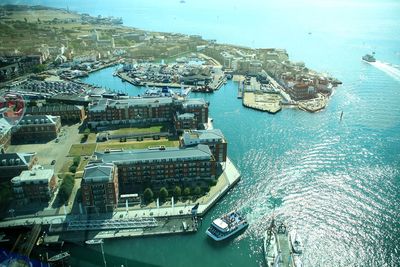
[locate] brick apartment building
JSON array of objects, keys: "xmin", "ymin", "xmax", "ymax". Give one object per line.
[
  {"xmin": 11, "ymin": 165, "xmax": 57, "ymax": 205},
  {"xmin": 180, "ymin": 129, "xmax": 227, "ymax": 162},
  {"xmin": 25, "ymin": 104, "xmax": 86, "ymax": 123},
  {"xmin": 93, "ymin": 144, "xmax": 216, "ymax": 194},
  {"xmin": 87, "ymin": 97, "xmax": 208, "ymax": 130},
  {"xmin": 0, "ymin": 152, "xmax": 37, "ymax": 181},
  {"xmin": 81, "ymin": 163, "xmax": 119, "ymax": 212},
  {"xmin": 174, "ymin": 113, "xmax": 197, "ymax": 132},
  {"xmin": 11, "ymin": 115, "xmax": 61, "ymax": 144}
]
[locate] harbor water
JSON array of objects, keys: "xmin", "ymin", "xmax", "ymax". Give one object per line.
[{"xmin": 6, "ymin": 0, "xmax": 400, "ymax": 266}]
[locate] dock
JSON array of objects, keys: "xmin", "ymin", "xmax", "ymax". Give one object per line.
[
  {"xmin": 298, "ymin": 94, "xmax": 327, "ymax": 112},
  {"xmin": 242, "ymin": 92, "xmax": 282, "ymax": 114}
]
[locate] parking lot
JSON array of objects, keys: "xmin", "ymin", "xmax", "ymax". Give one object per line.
[{"xmin": 7, "ymin": 123, "xmax": 82, "ymax": 174}]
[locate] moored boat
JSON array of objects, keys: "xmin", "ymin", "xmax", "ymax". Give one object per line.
[
  {"xmin": 48, "ymin": 251, "xmax": 70, "ymax": 262},
  {"xmin": 263, "ymin": 219, "xmax": 303, "ymax": 267},
  {"xmin": 206, "ymin": 211, "xmax": 248, "ymax": 241},
  {"xmin": 289, "ymin": 230, "xmax": 303, "ymax": 254},
  {"xmin": 85, "ymin": 239, "xmax": 103, "ymax": 245}
]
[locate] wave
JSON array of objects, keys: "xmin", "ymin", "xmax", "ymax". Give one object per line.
[{"xmin": 368, "ymin": 60, "xmax": 400, "ymax": 81}]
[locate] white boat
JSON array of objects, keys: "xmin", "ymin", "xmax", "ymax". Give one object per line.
[
  {"xmin": 263, "ymin": 219, "xmax": 303, "ymax": 267},
  {"xmin": 85, "ymin": 239, "xmax": 103, "ymax": 245},
  {"xmin": 362, "ymin": 54, "xmax": 376, "ymax": 62},
  {"xmin": 206, "ymin": 211, "xmax": 248, "ymax": 241},
  {"xmin": 289, "ymin": 230, "xmax": 303, "ymax": 254},
  {"xmin": 48, "ymin": 251, "xmax": 70, "ymax": 262}
]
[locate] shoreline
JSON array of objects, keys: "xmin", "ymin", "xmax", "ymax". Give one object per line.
[{"xmin": 0, "ymin": 157, "xmax": 241, "ymax": 241}]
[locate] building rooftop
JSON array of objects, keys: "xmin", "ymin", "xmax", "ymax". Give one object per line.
[
  {"xmin": 11, "ymin": 165, "xmax": 53, "ymax": 185},
  {"xmin": 89, "ymin": 97, "xmax": 174, "ymax": 112},
  {"xmin": 26, "ymin": 104, "xmax": 83, "ymax": 114},
  {"xmin": 18, "ymin": 115, "xmax": 59, "ymax": 125},
  {"xmin": 182, "ymin": 129, "xmax": 225, "ymax": 145},
  {"xmin": 0, "ymin": 152, "xmax": 36, "ymax": 167},
  {"xmin": 83, "ymin": 163, "xmax": 114, "ymax": 183},
  {"xmin": 94, "ymin": 144, "xmax": 213, "ymax": 164},
  {"xmin": 182, "ymin": 98, "xmax": 207, "ymax": 108},
  {"xmin": 177, "ymin": 112, "xmax": 195, "ymax": 120}
]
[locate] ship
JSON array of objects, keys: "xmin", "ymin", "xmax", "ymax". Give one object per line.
[
  {"xmin": 263, "ymin": 219, "xmax": 303, "ymax": 267},
  {"xmin": 206, "ymin": 211, "xmax": 248, "ymax": 241},
  {"xmin": 48, "ymin": 251, "xmax": 70, "ymax": 262},
  {"xmin": 362, "ymin": 54, "xmax": 376, "ymax": 63}
]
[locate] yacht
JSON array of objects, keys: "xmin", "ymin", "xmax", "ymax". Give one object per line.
[
  {"xmin": 362, "ymin": 54, "xmax": 376, "ymax": 62},
  {"xmin": 206, "ymin": 211, "xmax": 248, "ymax": 241},
  {"xmin": 263, "ymin": 219, "xmax": 303, "ymax": 267}
]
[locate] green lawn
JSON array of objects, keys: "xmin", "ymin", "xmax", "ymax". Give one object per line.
[
  {"xmin": 96, "ymin": 139, "xmax": 179, "ymax": 151},
  {"xmin": 110, "ymin": 125, "xmax": 164, "ymax": 135},
  {"xmin": 68, "ymin": 143, "xmax": 97, "ymax": 156}
]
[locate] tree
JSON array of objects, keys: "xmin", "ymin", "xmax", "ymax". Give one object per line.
[
  {"xmin": 209, "ymin": 180, "xmax": 217, "ymax": 186},
  {"xmin": 183, "ymin": 187, "xmax": 191, "ymax": 197},
  {"xmin": 59, "ymin": 174, "xmax": 74, "ymax": 203},
  {"xmin": 69, "ymin": 165, "xmax": 77, "ymax": 173},
  {"xmin": 32, "ymin": 64, "xmax": 46, "ymax": 73},
  {"xmin": 194, "ymin": 186, "xmax": 202, "ymax": 196},
  {"xmin": 143, "ymin": 188, "xmax": 153, "ymax": 203},
  {"xmin": 83, "ymin": 128, "xmax": 90, "ymax": 138},
  {"xmin": 173, "ymin": 186, "xmax": 182, "ymax": 197},
  {"xmin": 73, "ymin": 156, "xmax": 81, "ymax": 167},
  {"xmin": 159, "ymin": 187, "xmax": 168, "ymax": 201}
]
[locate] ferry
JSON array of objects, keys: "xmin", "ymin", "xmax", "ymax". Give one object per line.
[
  {"xmin": 205, "ymin": 211, "xmax": 248, "ymax": 241},
  {"xmin": 263, "ymin": 219, "xmax": 303, "ymax": 267},
  {"xmin": 362, "ymin": 54, "xmax": 376, "ymax": 63}
]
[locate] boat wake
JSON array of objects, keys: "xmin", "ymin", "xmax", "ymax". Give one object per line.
[{"xmin": 368, "ymin": 60, "xmax": 400, "ymax": 81}]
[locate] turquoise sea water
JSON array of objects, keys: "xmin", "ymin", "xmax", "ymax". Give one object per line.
[{"xmin": 4, "ymin": 0, "xmax": 400, "ymax": 266}]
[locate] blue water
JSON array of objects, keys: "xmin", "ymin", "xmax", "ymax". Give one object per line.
[{"xmin": 5, "ymin": 0, "xmax": 400, "ymax": 266}]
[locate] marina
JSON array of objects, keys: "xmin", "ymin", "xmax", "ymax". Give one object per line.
[{"xmin": 0, "ymin": 1, "xmax": 398, "ymax": 266}]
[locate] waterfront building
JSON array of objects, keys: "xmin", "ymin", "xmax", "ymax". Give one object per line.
[
  {"xmin": 93, "ymin": 144, "xmax": 216, "ymax": 194},
  {"xmin": 87, "ymin": 97, "xmax": 208, "ymax": 130},
  {"xmin": 0, "ymin": 55, "xmax": 43, "ymax": 82},
  {"xmin": 0, "ymin": 152, "xmax": 37, "ymax": 181},
  {"xmin": 0, "ymin": 118, "xmax": 12, "ymax": 151},
  {"xmin": 11, "ymin": 165, "xmax": 57, "ymax": 206},
  {"xmin": 179, "ymin": 98, "xmax": 209, "ymax": 129},
  {"xmin": 25, "ymin": 104, "xmax": 86, "ymax": 123},
  {"xmin": 81, "ymin": 163, "xmax": 119, "ymax": 213},
  {"xmin": 287, "ymin": 82, "xmax": 317, "ymax": 100},
  {"xmin": 174, "ymin": 112, "xmax": 197, "ymax": 132},
  {"xmin": 180, "ymin": 129, "xmax": 227, "ymax": 162},
  {"xmin": 11, "ymin": 115, "xmax": 61, "ymax": 144},
  {"xmin": 87, "ymin": 97, "xmax": 174, "ymax": 128}
]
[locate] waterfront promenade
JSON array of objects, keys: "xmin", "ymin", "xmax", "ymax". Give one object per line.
[{"xmin": 0, "ymin": 158, "xmax": 240, "ymax": 240}]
